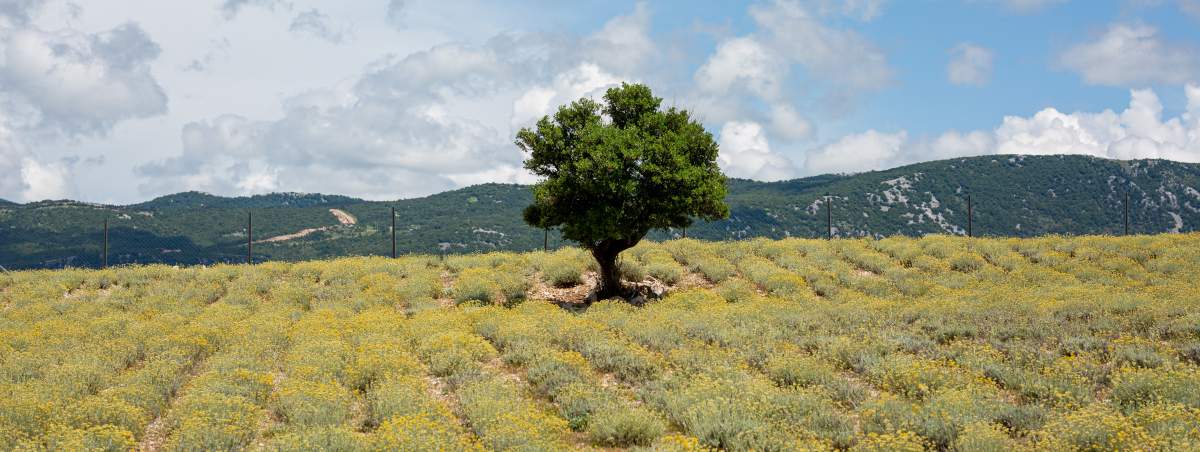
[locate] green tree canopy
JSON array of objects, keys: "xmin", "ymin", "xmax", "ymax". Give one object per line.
[{"xmin": 516, "ymin": 83, "xmax": 729, "ymax": 298}]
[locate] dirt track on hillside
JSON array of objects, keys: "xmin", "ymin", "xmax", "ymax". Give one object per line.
[
  {"xmin": 329, "ymin": 209, "xmax": 356, "ymax": 225},
  {"xmin": 255, "ymin": 209, "xmax": 357, "ymax": 243}
]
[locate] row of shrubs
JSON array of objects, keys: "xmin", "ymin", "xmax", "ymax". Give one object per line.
[
  {"xmin": 407, "ymin": 308, "xmax": 574, "ymax": 450},
  {"xmin": 473, "ymin": 303, "xmax": 667, "ymax": 446},
  {"xmin": 0, "ymin": 266, "xmax": 244, "ymax": 449}
]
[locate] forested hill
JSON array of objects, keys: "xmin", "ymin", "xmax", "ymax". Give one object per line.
[{"xmin": 3, "ymin": 154, "xmax": 1200, "ymax": 269}]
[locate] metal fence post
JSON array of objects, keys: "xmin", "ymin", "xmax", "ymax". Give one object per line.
[
  {"xmin": 391, "ymin": 207, "xmax": 397, "ymax": 259},
  {"xmin": 102, "ymin": 217, "xmax": 108, "ymax": 269},
  {"xmin": 247, "ymin": 211, "xmax": 253, "ymax": 265},
  {"xmin": 967, "ymin": 195, "xmax": 973, "ymax": 238},
  {"xmin": 543, "ymin": 228, "xmax": 548, "ymax": 252},
  {"xmin": 1124, "ymin": 193, "xmax": 1130, "ymax": 236},
  {"xmin": 825, "ymin": 194, "xmax": 832, "ymax": 239}
]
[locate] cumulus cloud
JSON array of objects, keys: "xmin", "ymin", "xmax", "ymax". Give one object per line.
[
  {"xmin": 805, "ymin": 129, "xmax": 907, "ymax": 174},
  {"xmin": 0, "ymin": 15, "xmax": 168, "ymax": 201},
  {"xmin": 0, "ymin": 112, "xmax": 75, "ymax": 201},
  {"xmin": 695, "ymin": 37, "xmax": 787, "ymax": 100},
  {"xmin": 749, "ymin": 0, "xmax": 891, "ymax": 92},
  {"xmin": 1059, "ymin": 23, "xmax": 1200, "ymax": 86},
  {"xmin": 582, "ymin": 2, "xmax": 654, "ymax": 74},
  {"xmin": 802, "ymin": 85, "xmax": 1200, "ymax": 175},
  {"xmin": 17, "ymin": 157, "xmax": 73, "ymax": 200},
  {"xmin": 137, "ymin": 4, "xmax": 660, "ymax": 200},
  {"xmin": 689, "ymin": 0, "xmax": 888, "ymax": 165},
  {"xmin": 947, "ymin": 43, "xmax": 993, "ymax": 86},
  {"xmin": 511, "ymin": 63, "xmax": 622, "ymax": 129},
  {"xmin": 767, "ymin": 103, "xmax": 813, "ymax": 141},
  {"xmin": 0, "ymin": 0, "xmax": 45, "ymax": 27},
  {"xmin": 717, "ymin": 121, "xmax": 798, "ymax": 180},
  {"xmin": 138, "ymin": 54, "xmax": 527, "ymax": 198},
  {"xmin": 994, "ymin": 86, "xmax": 1200, "ymax": 161},
  {"xmin": 694, "ymin": 0, "xmax": 891, "ymax": 104},
  {"xmin": 289, "ymin": 9, "xmax": 346, "ymax": 44},
  {"xmin": 0, "ymin": 23, "xmax": 166, "ymax": 136}
]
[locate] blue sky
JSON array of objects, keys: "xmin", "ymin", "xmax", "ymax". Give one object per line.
[{"xmin": 2, "ymin": 0, "xmax": 1199, "ymax": 203}]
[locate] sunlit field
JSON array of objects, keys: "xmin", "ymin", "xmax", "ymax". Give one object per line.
[{"xmin": 2, "ymin": 234, "xmax": 1199, "ymax": 451}]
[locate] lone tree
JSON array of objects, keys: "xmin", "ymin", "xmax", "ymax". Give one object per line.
[{"xmin": 517, "ymin": 83, "xmax": 729, "ymax": 299}]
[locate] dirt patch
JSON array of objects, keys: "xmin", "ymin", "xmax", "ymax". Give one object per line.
[
  {"xmin": 436, "ymin": 271, "xmax": 456, "ymax": 308},
  {"xmin": 481, "ymin": 357, "xmax": 527, "ymax": 386},
  {"xmin": 528, "ymin": 271, "xmax": 600, "ymax": 306},
  {"xmin": 675, "ymin": 271, "xmax": 714, "ymax": 290},
  {"xmin": 329, "ymin": 209, "xmax": 357, "ymax": 225},
  {"xmin": 530, "ymin": 270, "xmax": 716, "ymax": 311},
  {"xmin": 139, "ymin": 416, "xmax": 169, "ymax": 452},
  {"xmin": 138, "ymin": 359, "xmax": 208, "ymax": 451},
  {"xmin": 250, "ymin": 371, "xmax": 286, "ymax": 448},
  {"xmin": 256, "ymin": 227, "xmax": 330, "ymax": 244},
  {"xmin": 350, "ymin": 395, "xmax": 370, "ymax": 432}
]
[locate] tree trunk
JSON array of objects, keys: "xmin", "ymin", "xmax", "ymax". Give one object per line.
[{"xmin": 591, "ymin": 238, "xmax": 638, "ymax": 300}]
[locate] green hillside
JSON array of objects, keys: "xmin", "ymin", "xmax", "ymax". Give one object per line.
[{"xmin": 3, "ymin": 154, "xmax": 1199, "ymax": 269}]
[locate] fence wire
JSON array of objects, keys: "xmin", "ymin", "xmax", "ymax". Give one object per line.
[{"xmin": 0, "ymin": 193, "xmax": 1186, "ymax": 271}]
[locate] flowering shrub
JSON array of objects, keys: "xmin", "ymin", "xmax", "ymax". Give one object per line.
[{"xmin": 2, "ymin": 234, "xmax": 1199, "ymax": 449}]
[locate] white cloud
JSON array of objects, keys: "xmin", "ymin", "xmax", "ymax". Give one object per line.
[
  {"xmin": 717, "ymin": 121, "xmax": 798, "ymax": 180},
  {"xmin": 0, "ymin": 110, "xmax": 73, "ymax": 201},
  {"xmin": 689, "ymin": 0, "xmax": 890, "ymax": 161},
  {"xmin": 693, "ymin": 0, "xmax": 892, "ymax": 106},
  {"xmin": 0, "ymin": 11, "xmax": 168, "ymax": 201},
  {"xmin": 582, "ymin": 2, "xmax": 653, "ymax": 74},
  {"xmin": 0, "ymin": 0, "xmax": 45, "ymax": 27},
  {"xmin": 805, "ymin": 129, "xmax": 907, "ymax": 174},
  {"xmin": 926, "ymin": 130, "xmax": 995, "ymax": 160},
  {"xmin": 511, "ymin": 62, "xmax": 623, "ymax": 129},
  {"xmin": 0, "ymin": 23, "xmax": 167, "ymax": 136},
  {"xmin": 137, "ymin": 3, "xmax": 659, "ymax": 200},
  {"xmin": 767, "ymin": 103, "xmax": 813, "ymax": 141},
  {"xmin": 994, "ymin": 86, "xmax": 1200, "ymax": 161},
  {"xmin": 1059, "ymin": 23, "xmax": 1200, "ymax": 86},
  {"xmin": 801, "ymin": 85, "xmax": 1200, "ymax": 175},
  {"xmin": 0, "ymin": 119, "xmax": 28, "ymax": 200},
  {"xmin": 289, "ymin": 9, "xmax": 346, "ymax": 44},
  {"xmin": 947, "ymin": 43, "xmax": 993, "ymax": 86},
  {"xmin": 694, "ymin": 37, "xmax": 786, "ymax": 99},
  {"xmin": 18, "ymin": 157, "xmax": 72, "ymax": 200},
  {"xmin": 749, "ymin": 0, "xmax": 890, "ymax": 92}
]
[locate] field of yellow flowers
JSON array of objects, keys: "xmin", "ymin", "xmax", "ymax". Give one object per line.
[{"xmin": 2, "ymin": 234, "xmax": 1199, "ymax": 451}]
